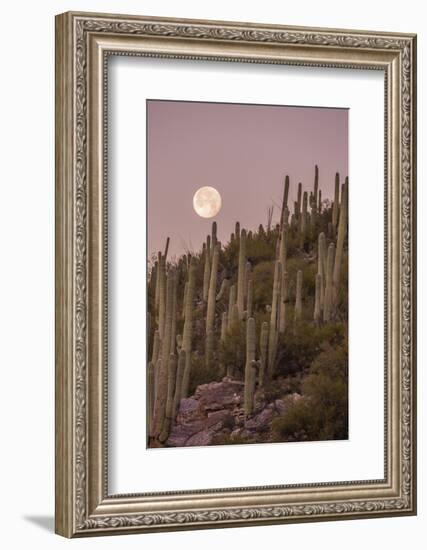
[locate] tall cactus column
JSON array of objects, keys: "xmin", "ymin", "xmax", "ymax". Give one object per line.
[
  {"xmin": 323, "ymin": 242, "xmax": 335, "ymax": 322},
  {"xmin": 294, "ymin": 270, "xmax": 303, "ymax": 322},
  {"xmin": 332, "ymin": 172, "xmax": 340, "ymax": 229},
  {"xmin": 297, "ymin": 182, "xmax": 302, "ymax": 221},
  {"xmin": 268, "ymin": 260, "xmax": 281, "ymax": 378},
  {"xmin": 147, "ymin": 361, "xmax": 155, "ymax": 439},
  {"xmin": 244, "ymin": 317, "xmax": 257, "ymax": 417},
  {"xmin": 311, "ymin": 165, "xmax": 319, "ymax": 228},
  {"xmin": 279, "ymin": 228, "xmax": 287, "ymax": 275},
  {"xmin": 318, "ymin": 232, "xmax": 327, "ymax": 309},
  {"xmin": 152, "ymin": 268, "xmax": 175, "ymax": 439},
  {"xmin": 211, "ymin": 220, "xmax": 217, "ymax": 256},
  {"xmin": 206, "ymin": 243, "xmax": 220, "ymax": 335},
  {"xmin": 280, "ymin": 175, "xmax": 290, "ymax": 231},
  {"xmin": 279, "ymin": 270, "xmax": 289, "ymax": 333},
  {"xmin": 259, "ymin": 321, "xmax": 269, "ymax": 386},
  {"xmin": 237, "ymin": 229, "xmax": 247, "ymax": 320},
  {"xmin": 159, "ymin": 353, "xmax": 178, "ymax": 443},
  {"xmin": 157, "ymin": 253, "xmax": 166, "ymax": 340},
  {"xmin": 205, "ymin": 330, "xmax": 214, "ymax": 369},
  {"xmin": 154, "ymin": 252, "xmax": 161, "ymax": 314},
  {"xmin": 169, "ymin": 272, "xmax": 178, "ymax": 355},
  {"xmin": 300, "ymin": 192, "xmax": 308, "ymax": 248},
  {"xmin": 202, "ymin": 240, "xmax": 211, "ymax": 302},
  {"xmin": 314, "ymin": 273, "xmax": 322, "ymax": 324},
  {"xmin": 332, "ymin": 177, "xmax": 348, "ymax": 308},
  {"xmin": 181, "ymin": 258, "xmax": 196, "ymax": 398},
  {"xmin": 227, "ymin": 284, "xmax": 236, "ymax": 333},
  {"xmin": 246, "ymin": 278, "xmax": 253, "ymax": 319},
  {"xmin": 172, "ymin": 349, "xmax": 186, "ymax": 420}
]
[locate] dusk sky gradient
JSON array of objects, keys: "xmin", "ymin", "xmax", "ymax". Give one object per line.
[{"xmin": 147, "ymin": 100, "xmax": 348, "ymax": 260}]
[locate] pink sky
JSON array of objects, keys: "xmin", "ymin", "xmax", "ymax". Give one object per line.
[{"xmin": 147, "ymin": 100, "xmax": 348, "ymax": 260}]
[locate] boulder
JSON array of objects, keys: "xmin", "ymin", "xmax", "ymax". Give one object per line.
[{"xmin": 195, "ymin": 379, "xmax": 244, "ymax": 411}]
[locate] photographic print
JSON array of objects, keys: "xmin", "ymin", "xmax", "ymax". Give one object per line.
[{"xmin": 147, "ymin": 99, "xmax": 349, "ymax": 449}]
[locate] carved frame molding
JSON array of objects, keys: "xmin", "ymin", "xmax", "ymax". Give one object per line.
[{"xmin": 55, "ymin": 12, "xmax": 416, "ymax": 537}]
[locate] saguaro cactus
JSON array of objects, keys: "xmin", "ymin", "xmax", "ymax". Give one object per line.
[
  {"xmin": 149, "ymin": 358, "xmax": 162, "ymax": 438},
  {"xmin": 268, "ymin": 260, "xmax": 282, "ymax": 377},
  {"xmin": 182, "ymin": 281, "xmax": 188, "ymax": 320},
  {"xmin": 333, "ymin": 177, "xmax": 348, "ymax": 306},
  {"xmin": 237, "ymin": 229, "xmax": 247, "ymax": 320},
  {"xmin": 159, "ymin": 353, "xmax": 177, "ymax": 443},
  {"xmin": 172, "ymin": 350, "xmax": 186, "ymax": 419},
  {"xmin": 332, "ymin": 172, "xmax": 340, "ymax": 228},
  {"xmin": 279, "ymin": 270, "xmax": 289, "ymax": 333},
  {"xmin": 300, "ymin": 192, "xmax": 308, "ymax": 247},
  {"xmin": 147, "ymin": 361, "xmax": 155, "ymax": 437},
  {"xmin": 169, "ymin": 273, "xmax": 178, "ymax": 355},
  {"xmin": 152, "ymin": 268, "xmax": 174, "ymax": 438},
  {"xmin": 158, "ymin": 254, "xmax": 166, "ymax": 339},
  {"xmin": 279, "ymin": 227, "xmax": 287, "ymax": 275},
  {"xmin": 211, "ymin": 221, "xmax": 217, "ymax": 253},
  {"xmin": 154, "ymin": 253, "xmax": 161, "ymax": 312},
  {"xmin": 244, "ymin": 261, "xmax": 252, "ymax": 301},
  {"xmin": 246, "ymin": 278, "xmax": 253, "ymax": 319},
  {"xmin": 244, "ymin": 317, "xmax": 256, "ymax": 416},
  {"xmin": 216, "ymin": 278, "xmax": 230, "ymax": 301},
  {"xmin": 313, "ymin": 164, "xmax": 319, "ymax": 209},
  {"xmin": 181, "ymin": 258, "xmax": 196, "ymax": 399},
  {"xmin": 259, "ymin": 321, "xmax": 269, "ymax": 386},
  {"xmin": 202, "ymin": 243, "xmax": 211, "ymax": 302},
  {"xmin": 318, "ymin": 232, "xmax": 327, "ymax": 308},
  {"xmin": 314, "ymin": 273, "xmax": 322, "ymax": 323},
  {"xmin": 206, "ymin": 243, "xmax": 220, "ymax": 335},
  {"xmin": 323, "ymin": 242, "xmax": 335, "ymax": 322},
  {"xmin": 227, "ymin": 284, "xmax": 236, "ymax": 332},
  {"xmin": 297, "ymin": 182, "xmax": 302, "ymax": 220},
  {"xmin": 294, "ymin": 270, "xmax": 303, "ymax": 322},
  {"xmin": 206, "ymin": 234, "xmax": 211, "ymax": 258},
  {"xmin": 163, "ymin": 236, "xmax": 170, "ymax": 259},
  {"xmin": 151, "ymin": 329, "xmax": 160, "ymax": 366},
  {"xmin": 235, "ymin": 221, "xmax": 240, "ymax": 242},
  {"xmin": 280, "ymin": 175, "xmax": 290, "ymax": 230},
  {"xmin": 150, "ymin": 261, "xmax": 158, "ymax": 311},
  {"xmin": 205, "ymin": 330, "xmax": 214, "ymax": 369}
]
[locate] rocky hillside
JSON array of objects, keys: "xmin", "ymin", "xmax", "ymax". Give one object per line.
[{"xmin": 166, "ymin": 376, "xmax": 303, "ymax": 447}]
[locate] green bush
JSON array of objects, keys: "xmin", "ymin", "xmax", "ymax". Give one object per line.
[
  {"xmin": 188, "ymin": 353, "xmax": 222, "ymax": 396},
  {"xmin": 275, "ymin": 321, "xmax": 345, "ymax": 376},
  {"xmin": 252, "ymin": 261, "xmax": 274, "ymax": 311},
  {"xmin": 272, "ymin": 340, "xmax": 348, "ymax": 442}
]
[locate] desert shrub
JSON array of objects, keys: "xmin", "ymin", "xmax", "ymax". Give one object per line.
[
  {"xmin": 252, "ymin": 261, "xmax": 274, "ymax": 310},
  {"xmin": 220, "ymin": 238, "xmax": 239, "ymax": 276},
  {"xmin": 275, "ymin": 321, "xmax": 345, "ymax": 377},
  {"xmin": 187, "ymin": 353, "xmax": 222, "ymax": 396},
  {"xmin": 272, "ymin": 341, "xmax": 348, "ymax": 442},
  {"xmin": 246, "ymin": 230, "xmax": 276, "ymax": 264}
]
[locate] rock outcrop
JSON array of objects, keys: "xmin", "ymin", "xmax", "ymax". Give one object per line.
[{"xmin": 166, "ymin": 377, "xmax": 297, "ymax": 447}]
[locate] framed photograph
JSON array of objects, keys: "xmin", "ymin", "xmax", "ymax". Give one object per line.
[{"xmin": 55, "ymin": 11, "xmax": 417, "ymax": 537}]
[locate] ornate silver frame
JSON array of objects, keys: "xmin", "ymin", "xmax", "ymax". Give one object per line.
[{"xmin": 55, "ymin": 11, "xmax": 417, "ymax": 537}]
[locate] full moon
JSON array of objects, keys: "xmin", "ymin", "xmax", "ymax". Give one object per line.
[{"xmin": 193, "ymin": 186, "xmax": 222, "ymax": 218}]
